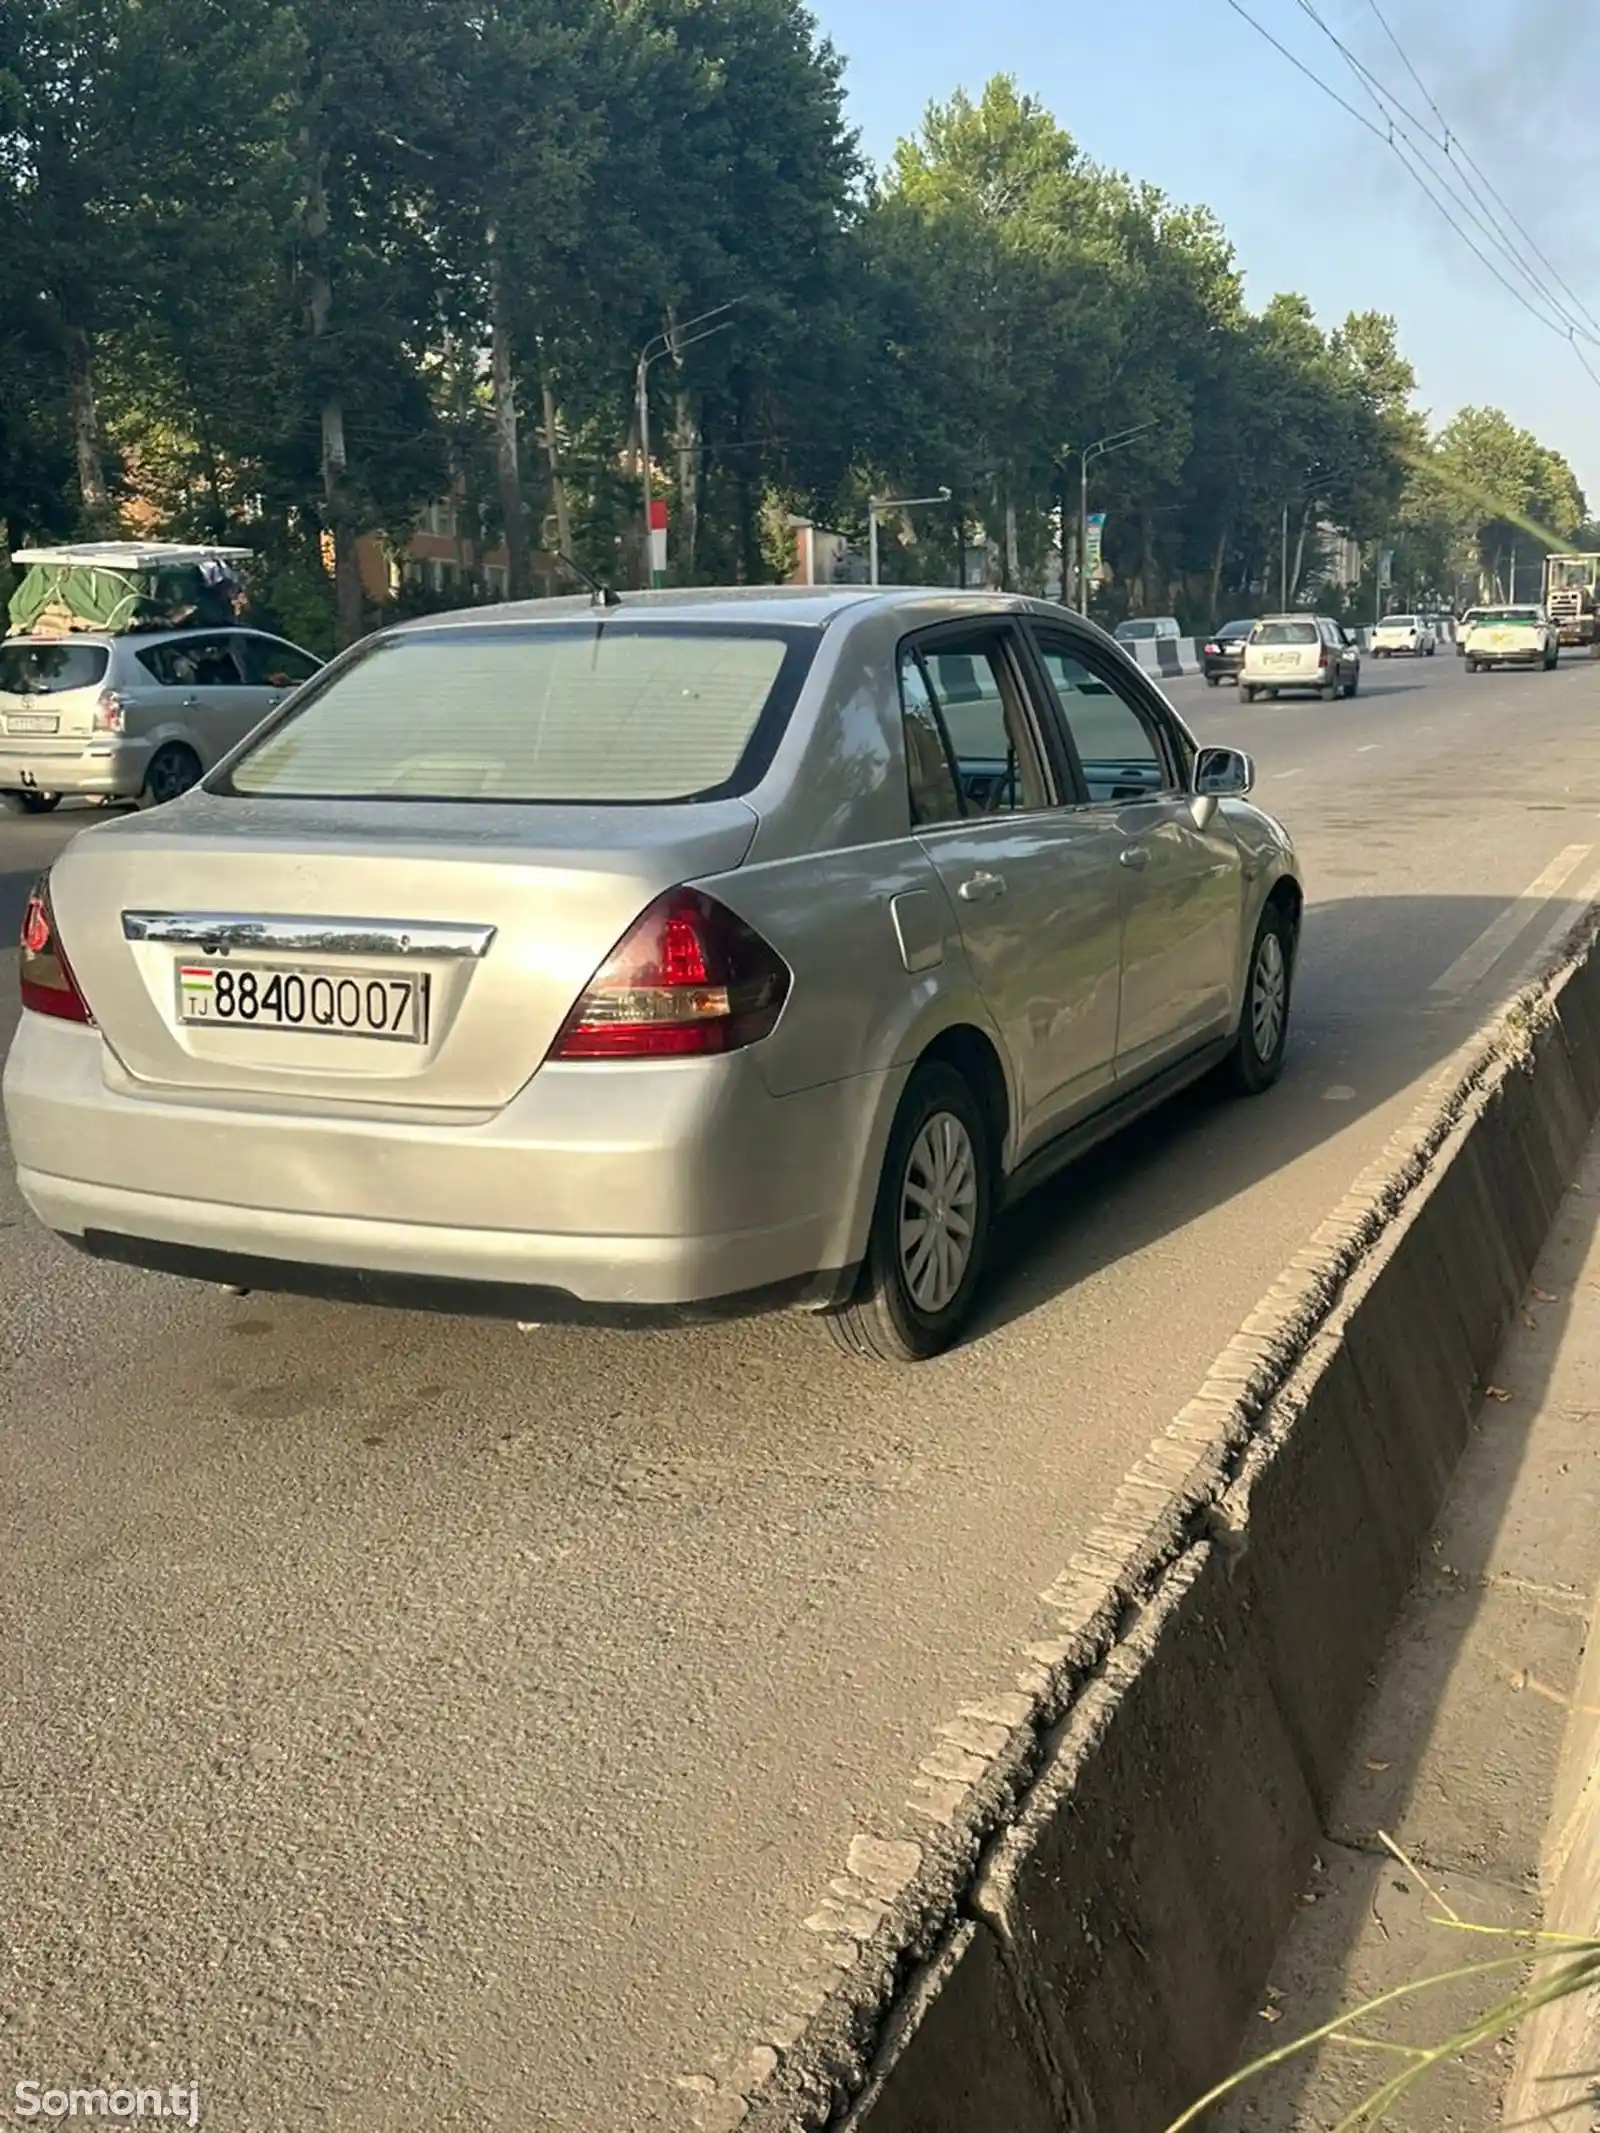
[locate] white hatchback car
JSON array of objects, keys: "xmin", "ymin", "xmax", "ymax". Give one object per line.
[{"xmin": 1370, "ymin": 614, "xmax": 1436, "ymax": 658}]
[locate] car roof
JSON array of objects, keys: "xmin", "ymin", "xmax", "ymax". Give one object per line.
[{"xmin": 387, "ymin": 584, "xmax": 1046, "ymax": 636}]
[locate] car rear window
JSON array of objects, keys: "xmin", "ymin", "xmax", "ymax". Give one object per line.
[
  {"xmin": 1116, "ymin": 621, "xmax": 1157, "ymax": 640},
  {"xmin": 222, "ymin": 621, "xmax": 814, "ymax": 803},
  {"xmin": 1381, "ymin": 616, "xmax": 1417, "ymax": 629},
  {"xmin": 1475, "ymin": 609, "xmax": 1541, "ymax": 627},
  {"xmin": 0, "ymin": 641, "xmax": 110, "ymax": 695},
  {"xmin": 1252, "ymin": 622, "xmax": 1319, "ymax": 645}
]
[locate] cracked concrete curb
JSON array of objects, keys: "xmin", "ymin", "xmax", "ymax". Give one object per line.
[{"xmin": 682, "ymin": 902, "xmax": 1600, "ymax": 2133}]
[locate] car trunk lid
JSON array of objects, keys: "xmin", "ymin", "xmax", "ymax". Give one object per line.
[{"xmin": 46, "ymin": 794, "xmax": 761, "ymax": 1110}]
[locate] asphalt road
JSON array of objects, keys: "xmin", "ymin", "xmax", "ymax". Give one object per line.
[{"xmin": 4, "ymin": 645, "xmax": 1600, "ymax": 2131}]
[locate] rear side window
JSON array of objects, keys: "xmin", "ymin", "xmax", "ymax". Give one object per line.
[
  {"xmin": 0, "ymin": 642, "xmax": 110, "ymax": 695},
  {"xmin": 908, "ymin": 633, "xmax": 1049, "ymax": 816},
  {"xmin": 898, "ymin": 654, "xmax": 964, "ymax": 826},
  {"xmin": 136, "ymin": 636, "xmax": 245, "ymax": 687},
  {"xmin": 224, "ymin": 622, "xmax": 811, "ymax": 803},
  {"xmin": 1252, "ymin": 622, "xmax": 1319, "ymax": 645}
]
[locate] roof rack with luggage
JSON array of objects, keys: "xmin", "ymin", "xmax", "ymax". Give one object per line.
[{"xmin": 7, "ymin": 542, "xmax": 253, "ymax": 639}]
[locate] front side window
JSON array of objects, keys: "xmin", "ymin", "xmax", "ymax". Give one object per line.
[
  {"xmin": 237, "ymin": 635, "xmax": 322, "ymax": 689},
  {"xmin": 222, "ymin": 622, "xmax": 810, "ymax": 804},
  {"xmin": 1033, "ymin": 637, "xmax": 1174, "ymax": 802}
]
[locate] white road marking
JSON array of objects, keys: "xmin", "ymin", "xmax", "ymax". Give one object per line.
[
  {"xmin": 1503, "ymin": 860, "xmax": 1600, "ymax": 993},
  {"xmin": 1357, "ymin": 743, "xmax": 1380, "ymax": 754},
  {"xmin": 1429, "ymin": 844, "xmax": 1594, "ymax": 1001},
  {"xmin": 1276, "ymin": 767, "xmax": 1305, "ymax": 780},
  {"xmin": 1321, "ymin": 1085, "xmax": 1357, "ymax": 1102}
]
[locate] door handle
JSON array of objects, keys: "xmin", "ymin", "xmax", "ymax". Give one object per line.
[
  {"xmin": 957, "ymin": 870, "xmax": 1007, "ymax": 903},
  {"xmin": 180, "ymin": 695, "xmax": 201, "ymax": 710},
  {"xmin": 1119, "ymin": 846, "xmax": 1151, "ymax": 871}
]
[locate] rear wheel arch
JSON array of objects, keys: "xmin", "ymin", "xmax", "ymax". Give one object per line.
[{"xmin": 915, "ymin": 1022, "xmax": 1012, "ymax": 1174}]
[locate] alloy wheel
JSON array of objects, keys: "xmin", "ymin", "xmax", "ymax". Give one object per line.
[
  {"xmin": 1251, "ymin": 930, "xmax": 1288, "ymax": 1062},
  {"xmin": 898, "ymin": 1111, "xmax": 979, "ymax": 1314}
]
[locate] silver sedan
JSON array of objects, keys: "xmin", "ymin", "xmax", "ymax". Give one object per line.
[{"xmin": 3, "ymin": 587, "xmax": 1302, "ymax": 1362}]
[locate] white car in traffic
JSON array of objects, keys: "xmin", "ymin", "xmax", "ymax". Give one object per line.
[
  {"xmin": 1462, "ymin": 606, "xmax": 1559, "ymax": 673},
  {"xmin": 1370, "ymin": 614, "xmax": 1436, "ymax": 658}
]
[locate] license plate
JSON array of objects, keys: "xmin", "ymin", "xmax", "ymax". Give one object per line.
[
  {"xmin": 1263, "ymin": 651, "xmax": 1300, "ymax": 670},
  {"xmin": 176, "ymin": 961, "xmax": 429, "ymax": 1041},
  {"xmin": 5, "ymin": 713, "xmax": 59, "ymax": 734}
]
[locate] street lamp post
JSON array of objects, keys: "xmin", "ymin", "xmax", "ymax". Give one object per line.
[
  {"xmin": 635, "ymin": 301, "xmax": 743, "ymax": 589},
  {"xmin": 867, "ymin": 488, "xmax": 952, "ymax": 585},
  {"xmin": 1076, "ymin": 422, "xmax": 1158, "ymax": 611}
]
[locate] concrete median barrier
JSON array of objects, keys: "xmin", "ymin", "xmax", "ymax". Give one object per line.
[
  {"xmin": 1126, "ymin": 637, "xmax": 1202, "ymax": 679},
  {"xmin": 697, "ymin": 911, "xmax": 1600, "ymax": 2133}
]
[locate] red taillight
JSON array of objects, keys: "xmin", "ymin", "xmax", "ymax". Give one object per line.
[
  {"xmin": 1204, "ymin": 642, "xmax": 1221, "ymax": 656},
  {"xmin": 19, "ymin": 875, "xmax": 93, "ymax": 1024},
  {"xmin": 550, "ymin": 888, "xmax": 790, "ymax": 1060},
  {"xmin": 93, "ymin": 687, "xmax": 125, "ymax": 734}
]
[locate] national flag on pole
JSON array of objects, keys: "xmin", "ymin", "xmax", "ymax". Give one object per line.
[{"xmin": 648, "ymin": 497, "xmax": 668, "ymax": 581}]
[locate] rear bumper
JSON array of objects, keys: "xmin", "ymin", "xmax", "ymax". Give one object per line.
[
  {"xmin": 4, "ymin": 1011, "xmax": 900, "ymax": 1312},
  {"xmin": 0, "ymin": 737, "xmax": 153, "ymax": 797}
]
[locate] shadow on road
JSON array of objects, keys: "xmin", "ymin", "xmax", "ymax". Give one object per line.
[{"xmin": 973, "ymin": 889, "xmax": 1588, "ymax": 1344}]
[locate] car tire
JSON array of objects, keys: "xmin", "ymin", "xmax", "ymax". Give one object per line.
[
  {"xmin": 140, "ymin": 743, "xmax": 203, "ymax": 808},
  {"xmin": 1240, "ymin": 685, "xmax": 1257, "ymax": 704},
  {"xmin": 1466, "ymin": 658, "xmax": 1480, "ymax": 674},
  {"xmin": 1220, "ymin": 899, "xmax": 1294, "ymax": 1098},
  {"xmin": 1344, "ymin": 673, "xmax": 1359, "ymax": 698},
  {"xmin": 1205, "ymin": 674, "xmax": 1219, "ymax": 688},
  {"xmin": 1, "ymin": 790, "xmax": 61, "ymax": 815},
  {"xmin": 826, "ymin": 1060, "xmax": 995, "ymax": 1365},
  {"xmin": 1426, "ymin": 643, "xmax": 1435, "ymax": 656},
  {"xmin": 1319, "ymin": 680, "xmax": 1338, "ymax": 702}
]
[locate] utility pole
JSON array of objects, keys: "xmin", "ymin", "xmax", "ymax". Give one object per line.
[
  {"xmin": 866, "ymin": 489, "xmax": 951, "ymax": 585},
  {"xmin": 1508, "ymin": 541, "xmax": 1516, "ymax": 604},
  {"xmin": 1075, "ymin": 422, "xmax": 1159, "ymax": 611},
  {"xmin": 1280, "ymin": 503, "xmax": 1290, "ymax": 612},
  {"xmin": 635, "ymin": 300, "xmax": 744, "ymax": 590}
]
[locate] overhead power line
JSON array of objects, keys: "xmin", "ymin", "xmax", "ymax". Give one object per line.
[
  {"xmin": 1290, "ymin": 0, "xmax": 1597, "ymax": 347},
  {"xmin": 1358, "ymin": 0, "xmax": 1600, "ymax": 344},
  {"xmin": 1221, "ymin": 0, "xmax": 1600, "ymax": 394}
]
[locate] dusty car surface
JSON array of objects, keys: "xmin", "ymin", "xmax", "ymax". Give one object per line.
[{"xmin": 4, "ymin": 586, "xmax": 1302, "ymax": 1362}]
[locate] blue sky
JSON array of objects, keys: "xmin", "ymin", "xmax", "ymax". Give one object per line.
[{"xmin": 805, "ymin": 0, "xmax": 1600, "ymax": 506}]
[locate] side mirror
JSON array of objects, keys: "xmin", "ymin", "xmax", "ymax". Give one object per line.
[{"xmin": 1194, "ymin": 745, "xmax": 1254, "ymax": 798}]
